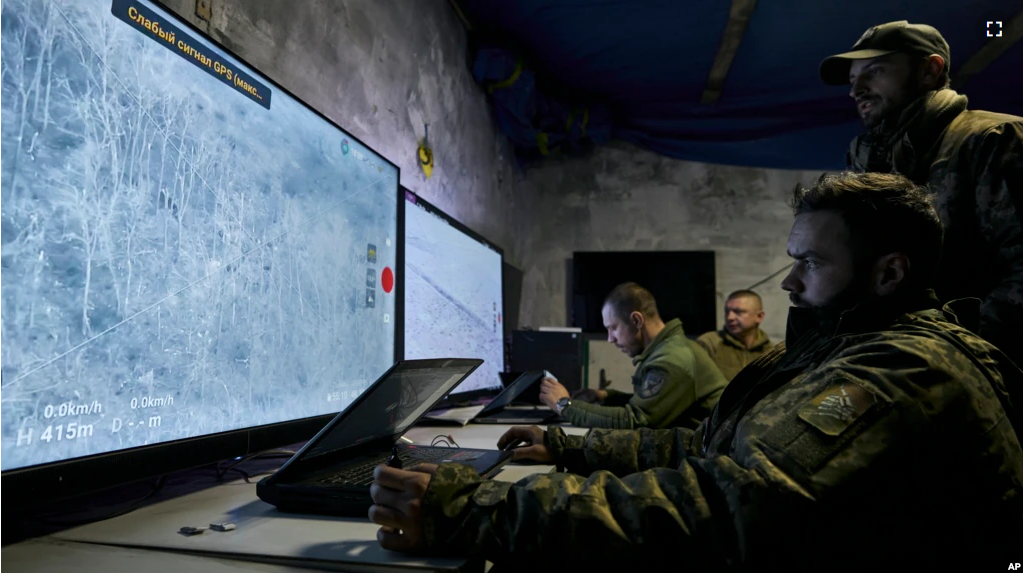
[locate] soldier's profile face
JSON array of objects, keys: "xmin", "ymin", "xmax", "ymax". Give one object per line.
[
  {"xmin": 602, "ymin": 304, "xmax": 644, "ymax": 357},
  {"xmin": 848, "ymin": 53, "xmax": 921, "ymax": 129},
  {"xmin": 781, "ymin": 212, "xmax": 858, "ymax": 309}
]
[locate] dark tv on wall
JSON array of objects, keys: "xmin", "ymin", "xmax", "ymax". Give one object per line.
[{"xmin": 571, "ymin": 251, "xmax": 716, "ymax": 336}]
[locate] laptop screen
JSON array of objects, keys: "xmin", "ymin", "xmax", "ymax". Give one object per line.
[
  {"xmin": 301, "ymin": 359, "xmax": 481, "ymax": 460},
  {"xmin": 481, "ymin": 371, "xmax": 543, "ymax": 414}
]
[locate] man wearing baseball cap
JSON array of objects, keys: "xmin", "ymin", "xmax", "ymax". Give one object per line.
[{"xmin": 821, "ymin": 21, "xmax": 1023, "ymax": 367}]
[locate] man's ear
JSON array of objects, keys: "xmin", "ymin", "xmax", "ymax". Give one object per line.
[
  {"xmin": 630, "ymin": 311, "xmax": 644, "ymax": 330},
  {"xmin": 921, "ymin": 54, "xmax": 945, "ymax": 89},
  {"xmin": 874, "ymin": 252, "xmax": 910, "ymax": 296}
]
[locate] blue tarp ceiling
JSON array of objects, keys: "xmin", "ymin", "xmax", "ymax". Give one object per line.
[{"xmin": 454, "ymin": 0, "xmax": 1023, "ymax": 170}]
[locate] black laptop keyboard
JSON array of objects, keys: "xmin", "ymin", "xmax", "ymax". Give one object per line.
[{"xmin": 319, "ymin": 448, "xmax": 484, "ymax": 487}]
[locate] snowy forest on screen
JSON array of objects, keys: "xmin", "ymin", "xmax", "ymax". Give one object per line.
[{"xmin": 1, "ymin": 0, "xmax": 397, "ymax": 470}]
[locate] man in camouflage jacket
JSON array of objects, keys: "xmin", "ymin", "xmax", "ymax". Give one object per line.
[
  {"xmin": 367, "ymin": 173, "xmax": 1023, "ymax": 569},
  {"xmin": 820, "ymin": 20, "xmax": 1023, "ymax": 366}
]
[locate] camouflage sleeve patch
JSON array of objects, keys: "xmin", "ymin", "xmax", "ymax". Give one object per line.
[
  {"xmin": 636, "ymin": 369, "xmax": 667, "ymax": 399},
  {"xmin": 797, "ymin": 380, "xmax": 880, "ymax": 437},
  {"xmin": 759, "ymin": 372, "xmax": 895, "ymax": 476}
]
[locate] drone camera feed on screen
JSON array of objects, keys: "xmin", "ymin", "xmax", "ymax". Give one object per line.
[
  {"xmin": 403, "ymin": 190, "xmax": 504, "ymax": 397},
  {"xmin": 0, "ymin": 0, "xmax": 400, "ymax": 473}
]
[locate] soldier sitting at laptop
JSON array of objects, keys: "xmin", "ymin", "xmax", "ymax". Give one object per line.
[{"xmin": 539, "ymin": 282, "xmax": 727, "ymax": 430}]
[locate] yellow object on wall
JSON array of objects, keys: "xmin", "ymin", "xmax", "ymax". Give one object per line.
[
  {"xmin": 418, "ymin": 142, "xmax": 433, "ymax": 178},
  {"xmin": 419, "ymin": 123, "xmax": 434, "ymax": 178}
]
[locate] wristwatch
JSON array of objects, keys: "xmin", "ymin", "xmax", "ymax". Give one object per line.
[{"xmin": 555, "ymin": 397, "xmax": 571, "ymax": 415}]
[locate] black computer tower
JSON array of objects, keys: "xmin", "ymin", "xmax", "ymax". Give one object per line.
[{"xmin": 510, "ymin": 330, "xmax": 585, "ymax": 394}]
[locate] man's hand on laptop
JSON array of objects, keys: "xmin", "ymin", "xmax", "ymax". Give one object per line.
[
  {"xmin": 539, "ymin": 377, "xmax": 569, "ymax": 411},
  {"xmin": 497, "ymin": 426, "xmax": 553, "ymax": 463},
  {"xmin": 369, "ymin": 463, "xmax": 439, "ymax": 553}
]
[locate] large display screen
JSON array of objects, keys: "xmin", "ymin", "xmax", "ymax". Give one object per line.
[
  {"xmin": 0, "ymin": 0, "xmax": 399, "ymax": 471},
  {"xmin": 403, "ymin": 191, "xmax": 504, "ymax": 396}
]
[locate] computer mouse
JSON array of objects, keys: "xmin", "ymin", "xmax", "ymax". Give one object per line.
[
  {"xmin": 387, "ymin": 446, "xmax": 403, "ymax": 469},
  {"xmin": 502, "ymin": 439, "xmax": 525, "ymax": 451}
]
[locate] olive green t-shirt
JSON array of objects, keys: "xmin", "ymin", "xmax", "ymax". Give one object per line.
[
  {"xmin": 696, "ymin": 328, "xmax": 774, "ymax": 381},
  {"xmin": 564, "ymin": 319, "xmax": 728, "ymax": 430}
]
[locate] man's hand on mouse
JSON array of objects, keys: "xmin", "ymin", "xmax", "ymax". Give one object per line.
[
  {"xmin": 497, "ymin": 425, "xmax": 553, "ymax": 463},
  {"xmin": 539, "ymin": 377, "xmax": 570, "ymax": 411},
  {"xmin": 369, "ymin": 463, "xmax": 438, "ymax": 553}
]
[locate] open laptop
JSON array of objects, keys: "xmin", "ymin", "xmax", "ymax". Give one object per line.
[
  {"xmin": 472, "ymin": 370, "xmax": 564, "ymax": 425},
  {"xmin": 257, "ymin": 359, "xmax": 513, "ymax": 516}
]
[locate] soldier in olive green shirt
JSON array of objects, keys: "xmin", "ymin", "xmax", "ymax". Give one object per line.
[
  {"xmin": 537, "ymin": 282, "xmax": 727, "ymax": 430},
  {"xmin": 697, "ymin": 289, "xmax": 774, "ymax": 380}
]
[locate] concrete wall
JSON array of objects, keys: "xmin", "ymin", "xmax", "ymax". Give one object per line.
[
  {"xmin": 160, "ymin": 0, "xmax": 525, "ymax": 265},
  {"xmin": 516, "ymin": 141, "xmax": 823, "ymax": 343},
  {"xmin": 587, "ymin": 338, "xmax": 637, "ymax": 392}
]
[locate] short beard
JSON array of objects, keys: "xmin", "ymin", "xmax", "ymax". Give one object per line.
[
  {"xmin": 866, "ymin": 75, "xmax": 931, "ymax": 131},
  {"xmin": 790, "ymin": 263, "xmax": 874, "ymax": 314},
  {"xmin": 817, "ymin": 276, "xmax": 872, "ymax": 313},
  {"xmin": 625, "ymin": 327, "xmax": 645, "ymax": 357}
]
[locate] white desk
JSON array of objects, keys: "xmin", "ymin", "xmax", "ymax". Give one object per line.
[
  {"xmin": 2, "ymin": 538, "xmax": 317, "ymax": 573},
  {"xmin": 6, "ymin": 423, "xmax": 589, "ymax": 573}
]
